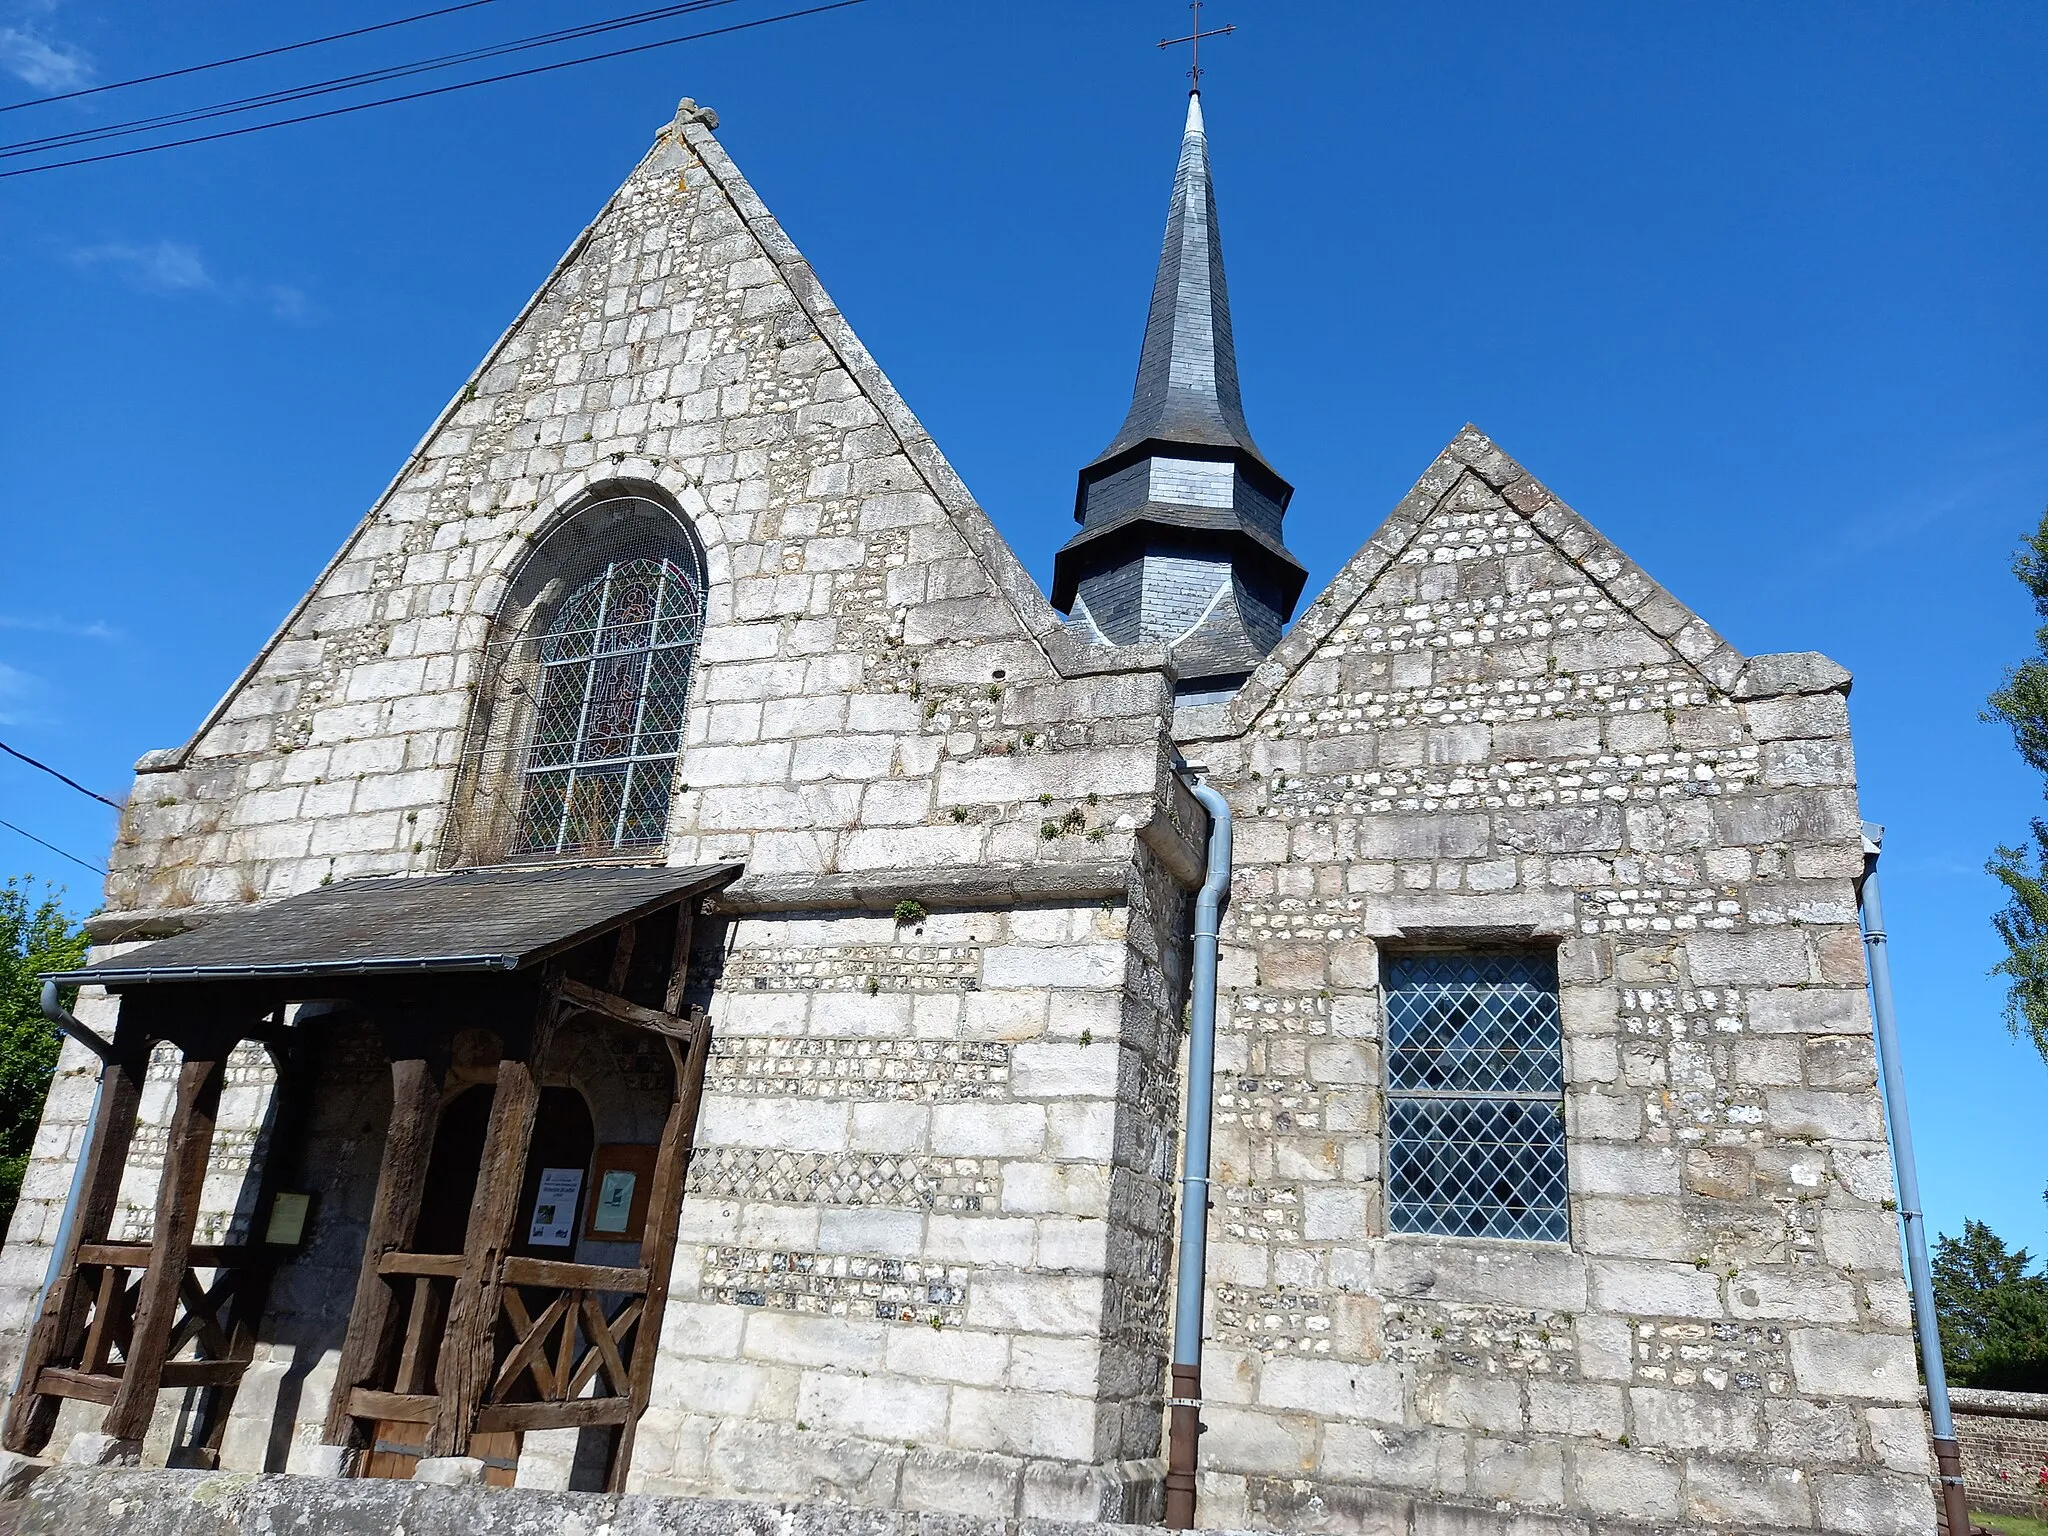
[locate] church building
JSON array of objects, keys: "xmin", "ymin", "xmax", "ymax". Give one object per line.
[{"xmin": 0, "ymin": 88, "xmax": 1931, "ymax": 1536}]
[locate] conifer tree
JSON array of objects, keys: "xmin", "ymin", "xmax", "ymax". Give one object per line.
[
  {"xmin": 1932, "ymin": 1217, "xmax": 2048, "ymax": 1391},
  {"xmin": 1986, "ymin": 507, "xmax": 2048, "ymax": 1066}
]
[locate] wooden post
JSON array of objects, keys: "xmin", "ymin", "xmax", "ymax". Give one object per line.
[
  {"xmin": 103, "ymin": 1040, "xmax": 228, "ymax": 1443},
  {"xmin": 609, "ymin": 900, "xmax": 709, "ymax": 1492},
  {"xmin": 190, "ymin": 1018, "xmax": 319, "ymax": 1466},
  {"xmin": 662, "ymin": 901, "xmax": 695, "ymax": 1016},
  {"xmin": 320, "ymin": 1051, "xmax": 445, "ymax": 1451},
  {"xmin": 427, "ymin": 988, "xmax": 560, "ymax": 1459},
  {"xmin": 3, "ymin": 1028, "xmax": 147, "ymax": 1454}
]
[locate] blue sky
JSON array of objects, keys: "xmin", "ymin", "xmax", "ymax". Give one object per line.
[{"xmin": 1, "ymin": 2, "xmax": 2045, "ymax": 1253}]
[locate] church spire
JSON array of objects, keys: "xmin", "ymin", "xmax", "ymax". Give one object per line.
[
  {"xmin": 1091, "ymin": 91, "xmax": 1271, "ymax": 476},
  {"xmin": 1052, "ymin": 90, "xmax": 1307, "ymax": 702}
]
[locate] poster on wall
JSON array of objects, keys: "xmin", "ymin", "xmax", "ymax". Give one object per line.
[
  {"xmin": 528, "ymin": 1167, "xmax": 584, "ymax": 1247},
  {"xmin": 592, "ymin": 1169, "xmax": 637, "ymax": 1234},
  {"xmin": 584, "ymin": 1144, "xmax": 659, "ymax": 1243}
]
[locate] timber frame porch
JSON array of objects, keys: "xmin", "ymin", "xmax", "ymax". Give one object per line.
[{"xmin": 6, "ymin": 862, "xmax": 738, "ymax": 1490}]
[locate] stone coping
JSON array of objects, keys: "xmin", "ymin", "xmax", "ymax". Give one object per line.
[
  {"xmin": 0, "ymin": 1465, "xmax": 1710, "ymax": 1536},
  {"xmin": 1936, "ymin": 1385, "xmax": 2048, "ymax": 1420}
]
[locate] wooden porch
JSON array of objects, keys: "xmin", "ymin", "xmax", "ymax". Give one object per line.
[{"xmin": 5, "ymin": 862, "xmax": 737, "ymax": 1491}]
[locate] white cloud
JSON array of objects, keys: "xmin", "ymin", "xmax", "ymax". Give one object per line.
[
  {"xmin": 0, "ymin": 23, "xmax": 89, "ymax": 90},
  {"xmin": 65, "ymin": 239, "xmax": 318, "ymax": 322},
  {"xmin": 0, "ymin": 660, "xmax": 40, "ymax": 727},
  {"xmin": 0, "ymin": 615, "xmax": 119, "ymax": 641},
  {"xmin": 266, "ymin": 283, "xmax": 313, "ymax": 323},
  {"xmin": 70, "ymin": 239, "xmax": 214, "ymax": 294}
]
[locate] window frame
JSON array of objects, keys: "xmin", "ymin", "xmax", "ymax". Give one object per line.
[
  {"xmin": 1380, "ymin": 946, "xmax": 1570, "ymax": 1245},
  {"xmin": 443, "ymin": 490, "xmax": 707, "ymax": 870},
  {"xmin": 510, "ymin": 552, "xmax": 702, "ymax": 859}
]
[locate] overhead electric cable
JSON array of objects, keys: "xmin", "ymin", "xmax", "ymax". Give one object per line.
[
  {"xmin": 0, "ymin": 0, "xmax": 864, "ymax": 179},
  {"xmin": 2, "ymin": 0, "xmax": 743, "ymax": 160},
  {"xmin": 0, "ymin": 818, "xmax": 107, "ymax": 877},
  {"xmin": 0, "ymin": 740, "xmax": 120, "ymax": 808},
  {"xmin": 0, "ymin": 0, "xmax": 505, "ymax": 115}
]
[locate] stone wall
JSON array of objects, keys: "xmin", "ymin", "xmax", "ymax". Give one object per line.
[
  {"xmin": 0, "ymin": 89, "xmax": 1941, "ymax": 1536},
  {"xmin": 1169, "ymin": 427, "xmax": 1930, "ymax": 1534},
  {"xmin": 1945, "ymin": 1387, "xmax": 2048, "ymax": 1518},
  {"xmin": 0, "ymin": 98, "xmax": 1203, "ymax": 1515},
  {"xmin": 633, "ymin": 858, "xmax": 1189, "ymax": 1520},
  {"xmin": 0, "ymin": 1463, "xmax": 1819, "ymax": 1536}
]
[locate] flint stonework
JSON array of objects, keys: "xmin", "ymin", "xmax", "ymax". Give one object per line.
[{"xmin": 0, "ymin": 95, "xmax": 1928, "ymax": 1536}]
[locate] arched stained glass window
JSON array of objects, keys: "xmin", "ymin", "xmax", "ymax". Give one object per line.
[{"xmin": 513, "ymin": 553, "xmax": 702, "ymax": 857}]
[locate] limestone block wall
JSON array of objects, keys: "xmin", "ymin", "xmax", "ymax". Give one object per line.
[
  {"xmin": 1171, "ymin": 427, "xmax": 1929, "ymax": 1535},
  {"xmin": 90, "ymin": 100, "xmax": 1171, "ymax": 921},
  {"xmin": 0, "ymin": 99, "xmax": 1200, "ymax": 1497},
  {"xmin": 633, "ymin": 844, "xmax": 1191, "ymax": 1522}
]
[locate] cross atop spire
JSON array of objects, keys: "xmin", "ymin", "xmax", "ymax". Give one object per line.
[{"xmin": 1158, "ymin": 2, "xmax": 1235, "ymax": 86}]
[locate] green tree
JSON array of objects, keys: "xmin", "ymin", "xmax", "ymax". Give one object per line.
[
  {"xmin": 1932, "ymin": 1217, "xmax": 2048, "ymax": 1391},
  {"xmin": 0, "ymin": 878, "xmax": 89, "ymax": 1235},
  {"xmin": 1987, "ymin": 506, "xmax": 2048, "ymax": 1065}
]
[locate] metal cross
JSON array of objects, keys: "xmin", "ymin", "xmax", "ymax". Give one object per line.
[{"xmin": 1158, "ymin": 1, "xmax": 1234, "ymax": 85}]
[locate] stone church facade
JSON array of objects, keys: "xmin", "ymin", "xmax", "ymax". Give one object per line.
[{"xmin": 0, "ymin": 90, "xmax": 1930, "ymax": 1536}]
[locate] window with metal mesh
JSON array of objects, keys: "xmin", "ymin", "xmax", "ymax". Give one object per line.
[
  {"xmin": 1384, "ymin": 952, "xmax": 1568, "ymax": 1242},
  {"xmin": 512, "ymin": 554, "xmax": 702, "ymax": 857}
]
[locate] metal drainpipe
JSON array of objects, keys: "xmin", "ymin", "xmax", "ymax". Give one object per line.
[
  {"xmin": 1859, "ymin": 824, "xmax": 1972, "ymax": 1536},
  {"xmin": 1166, "ymin": 772, "xmax": 1230, "ymax": 1531},
  {"xmin": 6, "ymin": 983, "xmax": 115, "ymax": 1409}
]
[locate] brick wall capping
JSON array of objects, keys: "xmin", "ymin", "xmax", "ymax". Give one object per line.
[
  {"xmin": 1734, "ymin": 650, "xmax": 1854, "ymax": 699},
  {"xmin": 1928, "ymin": 1385, "xmax": 2048, "ymax": 1421},
  {"xmin": 711, "ymin": 859, "xmax": 1136, "ymax": 914}
]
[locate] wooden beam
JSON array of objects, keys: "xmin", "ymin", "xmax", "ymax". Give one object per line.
[
  {"xmin": 3, "ymin": 1031, "xmax": 146, "ymax": 1454},
  {"xmin": 499, "ymin": 1256, "xmax": 649, "ymax": 1294},
  {"xmin": 607, "ymin": 1002, "xmax": 711, "ymax": 1492},
  {"xmin": 157, "ymin": 1361, "xmax": 251, "ymax": 1389},
  {"xmin": 74, "ymin": 1242, "xmax": 285, "ymax": 1270},
  {"xmin": 427, "ymin": 986, "xmax": 560, "ymax": 1458},
  {"xmin": 104, "ymin": 1045, "xmax": 227, "ymax": 1442},
  {"xmin": 32, "ymin": 1368, "xmax": 120, "ymax": 1406},
  {"xmin": 663, "ymin": 901, "xmax": 696, "ymax": 1016},
  {"xmin": 476, "ymin": 1397, "xmax": 632, "ymax": 1433},
  {"xmin": 606, "ymin": 920, "xmax": 637, "ymax": 995},
  {"xmin": 553, "ymin": 978, "xmax": 694, "ymax": 1041},
  {"xmin": 378, "ymin": 1251, "xmax": 465, "ymax": 1280},
  {"xmin": 347, "ymin": 1387, "xmax": 436, "ymax": 1425},
  {"xmin": 321, "ymin": 1052, "xmax": 444, "ymax": 1450}
]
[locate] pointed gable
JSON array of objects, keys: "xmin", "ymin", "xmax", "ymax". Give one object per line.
[
  {"xmin": 107, "ymin": 99, "xmax": 1178, "ymax": 913},
  {"xmin": 1203, "ymin": 425, "xmax": 1755, "ymax": 742}
]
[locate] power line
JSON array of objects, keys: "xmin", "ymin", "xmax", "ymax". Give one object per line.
[
  {"xmin": 2, "ymin": 0, "xmax": 743, "ymax": 161},
  {"xmin": 0, "ymin": 0, "xmax": 865, "ymax": 179},
  {"xmin": 0, "ymin": 0, "xmax": 505, "ymax": 115},
  {"xmin": 0, "ymin": 740, "xmax": 120, "ymax": 809},
  {"xmin": 0, "ymin": 818, "xmax": 107, "ymax": 878}
]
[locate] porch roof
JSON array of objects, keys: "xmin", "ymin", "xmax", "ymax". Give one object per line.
[{"xmin": 47, "ymin": 863, "xmax": 742, "ymax": 988}]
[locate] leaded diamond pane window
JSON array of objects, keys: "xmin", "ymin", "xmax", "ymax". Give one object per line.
[
  {"xmin": 512, "ymin": 555, "xmax": 701, "ymax": 858},
  {"xmin": 1385, "ymin": 952, "xmax": 1568, "ymax": 1243}
]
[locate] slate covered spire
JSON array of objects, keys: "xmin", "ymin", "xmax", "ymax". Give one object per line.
[{"xmin": 1053, "ymin": 90, "xmax": 1307, "ymax": 702}]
